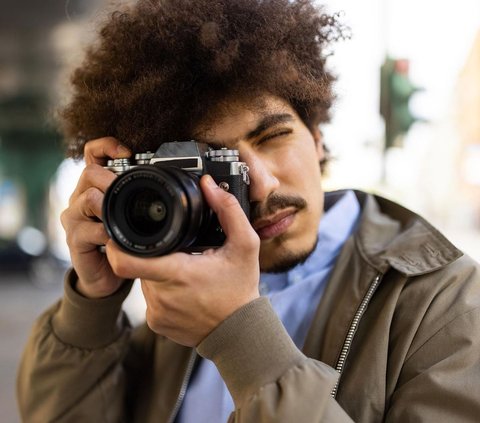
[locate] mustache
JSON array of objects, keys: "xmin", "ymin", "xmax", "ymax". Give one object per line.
[{"xmin": 250, "ymin": 193, "xmax": 307, "ymax": 222}]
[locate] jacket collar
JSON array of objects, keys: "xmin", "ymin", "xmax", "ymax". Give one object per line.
[
  {"xmin": 327, "ymin": 190, "xmax": 463, "ymax": 276},
  {"xmin": 303, "ymin": 190, "xmax": 463, "ymax": 365}
]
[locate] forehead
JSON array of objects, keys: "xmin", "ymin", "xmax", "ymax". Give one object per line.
[{"xmin": 193, "ymin": 95, "xmax": 299, "ymax": 144}]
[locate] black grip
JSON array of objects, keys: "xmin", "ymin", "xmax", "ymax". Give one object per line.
[{"xmin": 212, "ymin": 173, "xmax": 250, "ymax": 220}]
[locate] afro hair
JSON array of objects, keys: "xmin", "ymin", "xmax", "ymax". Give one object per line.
[{"xmin": 59, "ymin": 0, "xmax": 347, "ymax": 158}]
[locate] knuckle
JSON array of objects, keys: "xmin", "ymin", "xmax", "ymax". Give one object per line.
[
  {"xmin": 216, "ymin": 192, "xmax": 240, "ymax": 219},
  {"xmin": 60, "ymin": 209, "xmax": 69, "ymax": 229},
  {"xmin": 67, "ymin": 192, "xmax": 76, "ymax": 207},
  {"xmin": 95, "ymin": 223, "xmax": 109, "ymax": 243},
  {"xmin": 221, "ymin": 191, "xmax": 240, "ymax": 209},
  {"xmin": 109, "ymin": 255, "xmax": 134, "ymax": 279},
  {"xmin": 248, "ymin": 230, "xmax": 260, "ymax": 246},
  {"xmin": 240, "ymin": 230, "xmax": 260, "ymax": 251},
  {"xmin": 60, "ymin": 212, "xmax": 78, "ymax": 246},
  {"xmin": 109, "ymin": 256, "xmax": 127, "ymax": 276},
  {"xmin": 65, "ymin": 228, "xmax": 78, "ymax": 249},
  {"xmin": 78, "ymin": 164, "xmax": 97, "ymax": 186},
  {"xmin": 83, "ymin": 163, "xmax": 102, "ymax": 178},
  {"xmin": 83, "ymin": 141, "xmax": 94, "ymax": 156},
  {"xmin": 84, "ymin": 187, "xmax": 102, "ymax": 208},
  {"xmin": 145, "ymin": 306, "xmax": 166, "ymax": 334}
]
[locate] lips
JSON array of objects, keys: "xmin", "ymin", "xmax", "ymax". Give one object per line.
[{"xmin": 253, "ymin": 208, "xmax": 297, "ymax": 240}]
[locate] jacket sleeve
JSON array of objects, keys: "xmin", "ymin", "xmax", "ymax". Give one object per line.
[
  {"xmin": 17, "ymin": 269, "xmax": 134, "ymax": 423},
  {"xmin": 197, "ymin": 297, "xmax": 355, "ymax": 422}
]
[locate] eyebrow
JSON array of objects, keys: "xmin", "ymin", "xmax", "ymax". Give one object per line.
[
  {"xmin": 197, "ymin": 112, "xmax": 295, "ymax": 148},
  {"xmin": 245, "ymin": 113, "xmax": 295, "ymax": 140}
]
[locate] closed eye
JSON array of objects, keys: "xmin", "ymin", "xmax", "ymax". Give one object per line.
[{"xmin": 258, "ymin": 128, "xmax": 293, "ymax": 144}]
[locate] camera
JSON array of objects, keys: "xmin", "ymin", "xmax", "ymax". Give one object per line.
[{"xmin": 102, "ymin": 141, "xmax": 250, "ymax": 257}]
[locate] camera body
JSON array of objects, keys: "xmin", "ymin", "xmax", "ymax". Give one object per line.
[{"xmin": 102, "ymin": 141, "xmax": 250, "ymax": 257}]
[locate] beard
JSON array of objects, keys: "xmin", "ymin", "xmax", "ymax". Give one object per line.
[
  {"xmin": 251, "ymin": 192, "xmax": 318, "ymax": 274},
  {"xmin": 259, "ymin": 234, "xmax": 318, "ymax": 273}
]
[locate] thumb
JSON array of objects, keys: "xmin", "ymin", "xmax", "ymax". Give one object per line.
[
  {"xmin": 200, "ymin": 175, "xmax": 257, "ymax": 247},
  {"xmin": 84, "ymin": 137, "xmax": 131, "ymax": 165}
]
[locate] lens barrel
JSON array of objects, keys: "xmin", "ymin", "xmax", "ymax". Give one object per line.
[{"xmin": 102, "ymin": 165, "xmax": 205, "ymax": 256}]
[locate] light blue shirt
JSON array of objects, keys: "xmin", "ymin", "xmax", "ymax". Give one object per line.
[{"xmin": 176, "ymin": 190, "xmax": 360, "ymax": 423}]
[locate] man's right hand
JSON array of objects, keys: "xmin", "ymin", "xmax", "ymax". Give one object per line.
[{"xmin": 60, "ymin": 137, "xmax": 131, "ymax": 299}]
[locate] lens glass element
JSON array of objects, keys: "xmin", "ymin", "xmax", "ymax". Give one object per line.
[{"xmin": 126, "ymin": 189, "xmax": 168, "ymax": 236}]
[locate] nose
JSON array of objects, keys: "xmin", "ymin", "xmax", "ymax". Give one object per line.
[{"xmin": 241, "ymin": 150, "xmax": 280, "ymax": 203}]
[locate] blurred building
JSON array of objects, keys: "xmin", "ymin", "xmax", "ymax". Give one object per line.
[{"xmin": 0, "ymin": 0, "xmax": 102, "ymax": 262}]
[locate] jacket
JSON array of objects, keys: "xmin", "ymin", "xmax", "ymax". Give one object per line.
[{"xmin": 17, "ymin": 190, "xmax": 480, "ymax": 422}]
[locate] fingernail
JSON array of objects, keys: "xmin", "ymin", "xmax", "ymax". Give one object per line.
[{"xmin": 117, "ymin": 145, "xmax": 130, "ymax": 156}]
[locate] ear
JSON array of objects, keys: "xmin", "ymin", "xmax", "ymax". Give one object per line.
[{"xmin": 312, "ymin": 127, "xmax": 325, "ymax": 162}]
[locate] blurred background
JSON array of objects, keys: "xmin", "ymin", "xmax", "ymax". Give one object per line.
[{"xmin": 0, "ymin": 0, "xmax": 479, "ymax": 421}]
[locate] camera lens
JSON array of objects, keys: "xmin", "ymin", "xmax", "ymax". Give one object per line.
[
  {"xmin": 126, "ymin": 189, "xmax": 168, "ymax": 236},
  {"xmin": 102, "ymin": 165, "xmax": 206, "ymax": 256}
]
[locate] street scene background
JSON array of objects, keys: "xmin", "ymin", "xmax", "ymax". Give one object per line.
[{"xmin": 1, "ymin": 0, "xmax": 479, "ymax": 421}]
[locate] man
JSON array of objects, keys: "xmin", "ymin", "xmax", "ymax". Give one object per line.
[{"xmin": 17, "ymin": 0, "xmax": 480, "ymax": 422}]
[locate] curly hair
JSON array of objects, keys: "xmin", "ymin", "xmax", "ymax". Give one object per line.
[{"xmin": 60, "ymin": 0, "xmax": 347, "ymax": 158}]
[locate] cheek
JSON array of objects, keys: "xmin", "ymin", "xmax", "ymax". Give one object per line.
[
  {"xmin": 280, "ymin": 144, "xmax": 322, "ymax": 193},
  {"xmin": 285, "ymin": 144, "xmax": 324, "ymax": 223}
]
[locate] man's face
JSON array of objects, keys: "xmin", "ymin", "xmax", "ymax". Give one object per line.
[{"xmin": 195, "ymin": 95, "xmax": 325, "ymax": 272}]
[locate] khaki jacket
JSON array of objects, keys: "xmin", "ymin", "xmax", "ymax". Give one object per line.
[{"xmin": 17, "ymin": 191, "xmax": 480, "ymax": 422}]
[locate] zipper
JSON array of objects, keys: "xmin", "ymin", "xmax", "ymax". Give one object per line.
[
  {"xmin": 166, "ymin": 349, "xmax": 198, "ymax": 423},
  {"xmin": 330, "ymin": 273, "xmax": 383, "ymax": 398},
  {"xmin": 165, "ymin": 274, "xmax": 382, "ymax": 415}
]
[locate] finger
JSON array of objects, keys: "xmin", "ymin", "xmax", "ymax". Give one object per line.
[
  {"xmin": 64, "ymin": 220, "xmax": 110, "ymax": 252},
  {"xmin": 64, "ymin": 187, "xmax": 105, "ymax": 229},
  {"xmin": 84, "ymin": 137, "xmax": 131, "ymax": 165},
  {"xmin": 105, "ymin": 240, "xmax": 190, "ymax": 280},
  {"xmin": 200, "ymin": 175, "xmax": 258, "ymax": 250},
  {"xmin": 76, "ymin": 187, "xmax": 105, "ymax": 220},
  {"xmin": 69, "ymin": 164, "xmax": 117, "ymax": 206}
]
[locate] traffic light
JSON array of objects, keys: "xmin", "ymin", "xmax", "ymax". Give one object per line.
[{"xmin": 380, "ymin": 57, "xmax": 422, "ymax": 149}]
